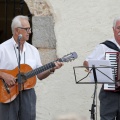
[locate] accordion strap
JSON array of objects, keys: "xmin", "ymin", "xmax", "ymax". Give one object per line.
[{"xmin": 101, "ymin": 40, "xmax": 120, "ymax": 52}]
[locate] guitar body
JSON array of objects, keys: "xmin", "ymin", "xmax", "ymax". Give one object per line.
[{"xmin": 0, "ymin": 64, "xmax": 36, "ymax": 103}]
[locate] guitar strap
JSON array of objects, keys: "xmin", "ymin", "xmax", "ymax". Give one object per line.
[{"xmin": 100, "ymin": 40, "xmax": 120, "ymax": 52}]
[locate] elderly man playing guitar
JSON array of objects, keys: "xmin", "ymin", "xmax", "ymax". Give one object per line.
[{"xmin": 0, "ymin": 15, "xmax": 63, "ymax": 120}]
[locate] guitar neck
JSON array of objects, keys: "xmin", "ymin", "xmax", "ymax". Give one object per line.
[
  {"xmin": 25, "ymin": 62, "xmax": 55, "ymax": 79},
  {"xmin": 24, "ymin": 52, "xmax": 78, "ymax": 80}
]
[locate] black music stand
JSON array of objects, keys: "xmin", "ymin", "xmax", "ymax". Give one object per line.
[{"xmin": 73, "ymin": 60, "xmax": 115, "ymax": 120}]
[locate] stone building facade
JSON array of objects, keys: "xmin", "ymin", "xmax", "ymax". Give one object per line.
[
  {"xmin": 25, "ymin": 0, "xmax": 57, "ymax": 64},
  {"xmin": 20, "ymin": 0, "xmax": 120, "ymax": 120}
]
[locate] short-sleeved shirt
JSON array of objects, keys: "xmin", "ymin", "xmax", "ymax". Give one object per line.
[
  {"xmin": 85, "ymin": 38, "xmax": 120, "ymax": 61},
  {"xmin": 0, "ymin": 37, "xmax": 42, "ymax": 70}
]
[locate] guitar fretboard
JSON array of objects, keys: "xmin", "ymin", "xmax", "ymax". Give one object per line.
[{"xmin": 25, "ymin": 62, "xmax": 55, "ymax": 79}]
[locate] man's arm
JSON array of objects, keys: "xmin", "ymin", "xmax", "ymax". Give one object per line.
[{"xmin": 37, "ymin": 61, "xmax": 63, "ymax": 80}]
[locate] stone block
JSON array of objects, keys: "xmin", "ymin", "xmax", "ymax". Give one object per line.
[
  {"xmin": 32, "ymin": 16, "xmax": 56, "ymax": 49},
  {"xmin": 38, "ymin": 48, "xmax": 57, "ymax": 65}
]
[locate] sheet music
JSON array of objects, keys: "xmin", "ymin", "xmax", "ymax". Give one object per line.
[{"xmin": 88, "ymin": 60, "xmax": 115, "ymax": 83}]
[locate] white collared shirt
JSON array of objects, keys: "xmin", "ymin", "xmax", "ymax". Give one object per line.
[
  {"xmin": 0, "ymin": 37, "xmax": 42, "ymax": 70},
  {"xmin": 86, "ymin": 38, "xmax": 120, "ymax": 61}
]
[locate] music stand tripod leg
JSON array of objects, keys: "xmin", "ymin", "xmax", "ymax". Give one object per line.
[{"xmin": 89, "ymin": 65, "xmax": 98, "ymax": 120}]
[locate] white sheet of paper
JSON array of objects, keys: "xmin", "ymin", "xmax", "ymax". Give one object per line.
[{"xmin": 88, "ymin": 60, "xmax": 115, "ymax": 83}]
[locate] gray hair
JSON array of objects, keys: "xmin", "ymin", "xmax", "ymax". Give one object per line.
[
  {"xmin": 11, "ymin": 15, "xmax": 29, "ymax": 34},
  {"xmin": 113, "ymin": 17, "xmax": 120, "ymax": 29}
]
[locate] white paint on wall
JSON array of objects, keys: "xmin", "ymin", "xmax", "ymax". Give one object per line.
[{"xmin": 35, "ymin": 0, "xmax": 120, "ymax": 120}]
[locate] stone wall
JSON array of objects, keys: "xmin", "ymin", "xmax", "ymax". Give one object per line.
[
  {"xmin": 23, "ymin": 0, "xmax": 120, "ymax": 120},
  {"xmin": 25, "ymin": 0, "xmax": 56, "ymax": 64}
]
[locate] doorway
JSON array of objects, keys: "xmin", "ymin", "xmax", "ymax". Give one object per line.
[{"xmin": 0, "ymin": 0, "xmax": 33, "ymax": 44}]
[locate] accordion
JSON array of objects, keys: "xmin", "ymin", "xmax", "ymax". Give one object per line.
[{"xmin": 104, "ymin": 52, "xmax": 120, "ymax": 91}]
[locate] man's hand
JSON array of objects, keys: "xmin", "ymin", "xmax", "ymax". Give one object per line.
[
  {"xmin": 0, "ymin": 72, "xmax": 16, "ymax": 86},
  {"xmin": 54, "ymin": 61, "xmax": 63, "ymax": 70}
]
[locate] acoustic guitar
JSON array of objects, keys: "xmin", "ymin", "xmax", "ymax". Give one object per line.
[{"xmin": 0, "ymin": 52, "xmax": 77, "ymax": 103}]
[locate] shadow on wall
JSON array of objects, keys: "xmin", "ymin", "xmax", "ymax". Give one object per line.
[{"xmin": 0, "ymin": 0, "xmax": 33, "ymax": 44}]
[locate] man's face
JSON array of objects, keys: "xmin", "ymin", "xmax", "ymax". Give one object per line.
[
  {"xmin": 17, "ymin": 19, "xmax": 31, "ymax": 43},
  {"xmin": 113, "ymin": 20, "xmax": 120, "ymax": 43}
]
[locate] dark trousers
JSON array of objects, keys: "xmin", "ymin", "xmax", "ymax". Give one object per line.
[
  {"xmin": 0, "ymin": 88, "xmax": 36, "ymax": 120},
  {"xmin": 99, "ymin": 86, "xmax": 120, "ymax": 120}
]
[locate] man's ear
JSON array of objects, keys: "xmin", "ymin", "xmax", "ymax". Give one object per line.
[
  {"xmin": 15, "ymin": 28, "xmax": 19, "ymax": 35},
  {"xmin": 112, "ymin": 27, "xmax": 115, "ymax": 31},
  {"xmin": 112, "ymin": 27, "xmax": 114, "ymax": 30},
  {"xmin": 112, "ymin": 26, "xmax": 115, "ymax": 31}
]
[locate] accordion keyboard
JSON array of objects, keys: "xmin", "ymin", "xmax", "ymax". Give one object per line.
[{"xmin": 104, "ymin": 52, "xmax": 120, "ymax": 91}]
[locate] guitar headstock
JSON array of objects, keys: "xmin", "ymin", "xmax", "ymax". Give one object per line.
[{"xmin": 59, "ymin": 52, "xmax": 78, "ymax": 62}]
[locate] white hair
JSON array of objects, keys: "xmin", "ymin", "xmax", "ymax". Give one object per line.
[
  {"xmin": 11, "ymin": 15, "xmax": 29, "ymax": 34},
  {"xmin": 113, "ymin": 17, "xmax": 120, "ymax": 29}
]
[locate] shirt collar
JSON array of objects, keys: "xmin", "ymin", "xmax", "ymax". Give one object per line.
[
  {"xmin": 109, "ymin": 38, "xmax": 120, "ymax": 49},
  {"xmin": 11, "ymin": 37, "xmax": 26, "ymax": 52}
]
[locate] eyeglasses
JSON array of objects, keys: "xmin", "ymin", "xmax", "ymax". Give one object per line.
[
  {"xmin": 116, "ymin": 26, "xmax": 120, "ymax": 30},
  {"xmin": 17, "ymin": 27, "xmax": 32, "ymax": 32}
]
